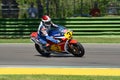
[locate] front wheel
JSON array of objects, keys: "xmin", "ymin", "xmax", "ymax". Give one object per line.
[
  {"xmin": 68, "ymin": 42, "xmax": 85, "ymax": 57},
  {"xmin": 35, "ymin": 44, "xmax": 51, "ymax": 57}
]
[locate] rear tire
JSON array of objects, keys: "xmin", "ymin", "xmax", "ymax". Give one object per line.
[
  {"xmin": 69, "ymin": 42, "xmax": 85, "ymax": 57},
  {"xmin": 35, "ymin": 44, "xmax": 50, "ymax": 57}
]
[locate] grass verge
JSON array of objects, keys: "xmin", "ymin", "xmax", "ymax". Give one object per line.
[
  {"xmin": 74, "ymin": 37, "xmax": 120, "ymax": 43},
  {"xmin": 0, "ymin": 75, "xmax": 120, "ymax": 80},
  {"xmin": 0, "ymin": 37, "xmax": 120, "ymax": 43},
  {"xmin": 0, "ymin": 39, "xmax": 31, "ymax": 43}
]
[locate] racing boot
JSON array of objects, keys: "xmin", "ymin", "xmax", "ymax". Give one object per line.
[
  {"xmin": 45, "ymin": 43, "xmax": 50, "ymax": 51},
  {"xmin": 42, "ymin": 43, "xmax": 50, "ymax": 52}
]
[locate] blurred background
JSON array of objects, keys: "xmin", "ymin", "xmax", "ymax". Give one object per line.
[
  {"xmin": 0, "ymin": 0, "xmax": 120, "ymax": 18},
  {"xmin": 0, "ymin": 0, "xmax": 120, "ymax": 39}
]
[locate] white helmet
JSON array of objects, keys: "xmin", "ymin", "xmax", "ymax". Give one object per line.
[{"xmin": 42, "ymin": 15, "xmax": 51, "ymax": 27}]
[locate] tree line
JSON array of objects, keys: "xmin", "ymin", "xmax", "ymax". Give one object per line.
[{"xmin": 0, "ymin": 0, "xmax": 120, "ymax": 18}]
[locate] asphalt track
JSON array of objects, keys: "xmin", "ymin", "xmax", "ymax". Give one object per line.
[{"xmin": 0, "ymin": 43, "xmax": 120, "ymax": 67}]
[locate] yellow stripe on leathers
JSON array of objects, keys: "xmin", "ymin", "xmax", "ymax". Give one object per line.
[{"xmin": 0, "ymin": 68, "xmax": 120, "ymax": 76}]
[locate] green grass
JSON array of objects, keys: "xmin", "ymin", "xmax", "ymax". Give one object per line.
[
  {"xmin": 74, "ymin": 37, "xmax": 120, "ymax": 43},
  {"xmin": 0, "ymin": 37, "xmax": 120, "ymax": 43},
  {"xmin": 0, "ymin": 39, "xmax": 31, "ymax": 43},
  {"xmin": 0, "ymin": 75, "xmax": 120, "ymax": 80}
]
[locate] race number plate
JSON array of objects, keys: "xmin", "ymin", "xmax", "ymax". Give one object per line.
[{"xmin": 64, "ymin": 30, "xmax": 73, "ymax": 39}]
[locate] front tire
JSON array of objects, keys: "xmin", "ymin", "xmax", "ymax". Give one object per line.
[
  {"xmin": 69, "ymin": 42, "xmax": 85, "ymax": 57},
  {"xmin": 35, "ymin": 44, "xmax": 50, "ymax": 57}
]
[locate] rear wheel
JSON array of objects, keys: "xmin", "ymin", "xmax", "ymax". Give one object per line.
[
  {"xmin": 68, "ymin": 42, "xmax": 85, "ymax": 57},
  {"xmin": 35, "ymin": 44, "xmax": 50, "ymax": 57}
]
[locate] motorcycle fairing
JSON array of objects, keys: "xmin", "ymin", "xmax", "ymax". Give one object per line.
[
  {"xmin": 69, "ymin": 39, "xmax": 77, "ymax": 44},
  {"xmin": 30, "ymin": 32, "xmax": 37, "ymax": 38}
]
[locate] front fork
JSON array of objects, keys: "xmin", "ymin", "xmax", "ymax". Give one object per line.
[{"xmin": 66, "ymin": 39, "xmax": 78, "ymax": 53}]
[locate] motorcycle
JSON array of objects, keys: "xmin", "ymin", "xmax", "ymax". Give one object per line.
[{"xmin": 30, "ymin": 25, "xmax": 85, "ymax": 57}]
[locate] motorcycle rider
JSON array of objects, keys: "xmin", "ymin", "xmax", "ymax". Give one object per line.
[{"xmin": 37, "ymin": 15, "xmax": 60, "ymax": 48}]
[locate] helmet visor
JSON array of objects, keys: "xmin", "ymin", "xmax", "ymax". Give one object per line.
[
  {"xmin": 44, "ymin": 21, "xmax": 51, "ymax": 26},
  {"xmin": 45, "ymin": 21, "xmax": 51, "ymax": 25}
]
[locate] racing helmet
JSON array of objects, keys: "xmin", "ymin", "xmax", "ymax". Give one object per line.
[{"xmin": 42, "ymin": 15, "xmax": 51, "ymax": 27}]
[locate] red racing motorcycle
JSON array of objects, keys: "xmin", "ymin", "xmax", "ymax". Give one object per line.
[{"xmin": 30, "ymin": 25, "xmax": 85, "ymax": 57}]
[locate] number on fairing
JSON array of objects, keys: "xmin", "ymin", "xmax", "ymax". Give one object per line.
[{"xmin": 64, "ymin": 31, "xmax": 72, "ymax": 39}]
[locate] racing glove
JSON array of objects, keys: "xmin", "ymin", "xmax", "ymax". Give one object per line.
[{"xmin": 46, "ymin": 36, "xmax": 60, "ymax": 44}]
